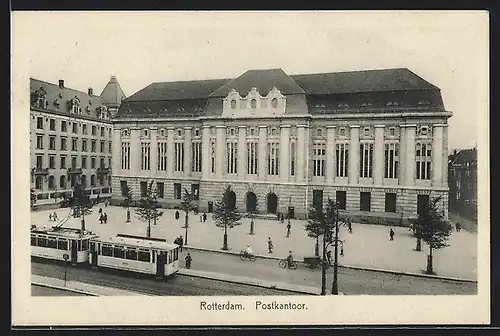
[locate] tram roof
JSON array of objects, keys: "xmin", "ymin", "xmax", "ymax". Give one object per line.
[
  {"xmin": 92, "ymin": 235, "xmax": 179, "ymax": 250},
  {"xmin": 30, "ymin": 227, "xmax": 97, "ymax": 239}
]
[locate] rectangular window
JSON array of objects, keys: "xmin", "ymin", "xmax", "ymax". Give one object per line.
[
  {"xmin": 82, "ymin": 139, "xmax": 87, "ymax": 152},
  {"xmin": 140, "ymin": 182, "xmax": 148, "ymax": 197},
  {"xmin": 157, "ymin": 141, "xmax": 168, "ymax": 171},
  {"xmin": 102, "ymin": 244, "xmax": 113, "ymax": 257},
  {"xmin": 60, "ymin": 137, "xmax": 67, "ymax": 151},
  {"xmin": 100, "ymin": 141, "xmax": 105, "ymax": 153},
  {"xmin": 81, "ymin": 156, "xmax": 87, "ymax": 169},
  {"xmin": 31, "ymin": 235, "xmax": 37, "ymax": 246},
  {"xmin": 121, "ymin": 142, "xmax": 130, "ymax": 170},
  {"xmin": 384, "ymin": 143, "xmax": 400, "ymax": 179},
  {"xmin": 36, "ymin": 155, "xmax": 43, "ymax": 169},
  {"xmin": 72, "ymin": 123, "xmax": 78, "ymax": 134},
  {"xmin": 417, "ymin": 194, "xmax": 430, "ymax": 215},
  {"xmin": 174, "ymin": 142, "xmax": 184, "ymax": 172},
  {"xmin": 61, "ymin": 121, "xmax": 67, "ymax": 132},
  {"xmin": 101, "ymin": 126, "xmax": 105, "ymax": 137},
  {"xmin": 91, "ymin": 157, "xmax": 96, "ymax": 169},
  {"xmin": 138, "ymin": 249, "xmax": 151, "ymax": 262},
  {"xmin": 92, "ymin": 125, "xmax": 96, "ymax": 135},
  {"xmin": 120, "ymin": 181, "xmax": 128, "ymax": 197},
  {"xmin": 49, "ymin": 119, "xmax": 55, "ymax": 131},
  {"xmin": 49, "ymin": 155, "xmax": 55, "ymax": 169},
  {"xmin": 100, "ymin": 157, "xmax": 105, "ymax": 168},
  {"xmin": 246, "ymin": 142, "xmax": 258, "ymax": 175},
  {"xmin": 312, "ymin": 189, "xmax": 324, "ymax": 210},
  {"xmin": 416, "ymin": 143, "xmax": 432, "ymax": 180},
  {"xmin": 360, "ymin": 192, "xmax": 371, "ymax": 212},
  {"xmin": 47, "ymin": 238, "xmax": 57, "ymax": 249},
  {"xmin": 385, "ymin": 193, "xmax": 397, "ymax": 213},
  {"xmin": 335, "ymin": 143, "xmax": 349, "ymax": 177},
  {"xmin": 72, "ymin": 137, "xmax": 78, "ymax": 151},
  {"xmin": 336, "ymin": 191, "xmax": 347, "ymax": 210},
  {"xmin": 71, "ymin": 156, "xmax": 77, "ymax": 168},
  {"xmin": 82, "ymin": 124, "xmax": 87, "ymax": 134},
  {"xmin": 191, "ymin": 183, "xmax": 200, "ymax": 200},
  {"xmin": 126, "ymin": 248, "xmax": 138, "ymax": 261},
  {"xmin": 226, "ymin": 142, "xmax": 238, "ymax": 174},
  {"xmin": 60, "ymin": 156, "xmax": 66, "ymax": 169},
  {"xmin": 359, "ymin": 143, "xmax": 374, "ymax": 178},
  {"xmin": 210, "ymin": 140, "xmax": 216, "ymax": 174},
  {"xmin": 267, "ymin": 142, "xmax": 280, "ymax": 176},
  {"xmin": 108, "ymin": 141, "xmax": 112, "ymax": 153},
  {"xmin": 57, "ymin": 239, "xmax": 68, "ymax": 250},
  {"xmin": 290, "ymin": 142, "xmax": 296, "ymax": 176},
  {"xmin": 141, "ymin": 142, "xmax": 151, "ymax": 170},
  {"xmin": 174, "ymin": 183, "xmax": 181, "ymax": 200},
  {"xmin": 37, "ymin": 117, "xmax": 43, "ymax": 129},
  {"xmin": 113, "ymin": 246, "xmax": 125, "ymax": 259},
  {"xmin": 49, "ymin": 136, "xmax": 56, "ymax": 150},
  {"xmin": 191, "ymin": 142, "xmax": 202, "ymax": 173},
  {"xmin": 157, "ymin": 182, "xmax": 164, "ymax": 198},
  {"xmin": 91, "ymin": 139, "xmax": 96, "ymax": 152},
  {"xmin": 312, "ymin": 143, "xmax": 326, "ymax": 177},
  {"xmin": 36, "ymin": 135, "xmax": 44, "ymax": 149}
]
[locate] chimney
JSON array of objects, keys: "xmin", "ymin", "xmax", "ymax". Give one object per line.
[
  {"xmin": 88, "ymin": 87, "xmax": 93, "ymax": 96},
  {"xmin": 58, "ymin": 80, "xmax": 64, "ymax": 89},
  {"xmin": 453, "ymin": 149, "xmax": 457, "ymax": 156}
]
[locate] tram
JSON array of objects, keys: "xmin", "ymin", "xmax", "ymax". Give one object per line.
[
  {"xmin": 30, "ymin": 226, "xmax": 97, "ymax": 264},
  {"xmin": 88, "ymin": 233, "xmax": 180, "ymax": 278}
]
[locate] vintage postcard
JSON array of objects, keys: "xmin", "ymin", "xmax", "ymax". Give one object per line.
[{"xmin": 11, "ymin": 10, "xmax": 490, "ymax": 326}]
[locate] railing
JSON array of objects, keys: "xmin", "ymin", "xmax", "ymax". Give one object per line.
[
  {"xmin": 33, "ymin": 167, "xmax": 49, "ymax": 175},
  {"xmin": 96, "ymin": 167, "xmax": 111, "ymax": 175},
  {"xmin": 67, "ymin": 167, "xmax": 83, "ymax": 174}
]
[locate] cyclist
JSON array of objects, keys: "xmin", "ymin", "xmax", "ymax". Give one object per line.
[
  {"xmin": 286, "ymin": 250, "xmax": 294, "ymax": 268},
  {"xmin": 245, "ymin": 244, "xmax": 253, "ymax": 257}
]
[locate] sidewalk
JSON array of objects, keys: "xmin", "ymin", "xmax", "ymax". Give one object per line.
[
  {"xmin": 31, "ymin": 205, "xmax": 478, "ymax": 280},
  {"xmin": 31, "ymin": 274, "xmax": 146, "ymax": 296}
]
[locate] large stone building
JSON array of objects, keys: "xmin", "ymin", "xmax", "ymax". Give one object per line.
[
  {"xmin": 111, "ymin": 68, "xmax": 451, "ymax": 222},
  {"xmin": 448, "ymin": 148, "xmax": 477, "ymax": 221},
  {"xmin": 30, "ymin": 77, "xmax": 126, "ymax": 202}
]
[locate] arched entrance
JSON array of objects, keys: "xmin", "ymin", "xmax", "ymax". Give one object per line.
[
  {"xmin": 267, "ymin": 193, "xmax": 278, "ymax": 214},
  {"xmin": 48, "ymin": 175, "xmax": 55, "ymax": 189},
  {"xmin": 81, "ymin": 175, "xmax": 87, "ymax": 188},
  {"xmin": 90, "ymin": 174, "xmax": 96, "ymax": 187},
  {"xmin": 60, "ymin": 175, "xmax": 66, "ymax": 189},
  {"xmin": 246, "ymin": 192, "xmax": 257, "ymax": 213},
  {"xmin": 228, "ymin": 190, "xmax": 236, "ymax": 210}
]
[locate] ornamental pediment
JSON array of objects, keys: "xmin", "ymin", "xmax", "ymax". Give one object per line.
[{"xmin": 222, "ymin": 87, "xmax": 286, "ymax": 118}]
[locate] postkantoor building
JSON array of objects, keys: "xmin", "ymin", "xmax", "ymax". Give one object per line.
[{"xmin": 111, "ymin": 68, "xmax": 452, "ymax": 223}]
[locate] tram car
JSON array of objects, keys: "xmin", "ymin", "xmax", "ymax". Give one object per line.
[
  {"xmin": 30, "ymin": 226, "xmax": 97, "ymax": 264},
  {"xmin": 88, "ymin": 234, "xmax": 180, "ymax": 278}
]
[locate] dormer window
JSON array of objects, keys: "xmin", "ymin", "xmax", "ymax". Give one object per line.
[
  {"xmin": 194, "ymin": 129, "xmax": 200, "ymax": 137},
  {"xmin": 339, "ymin": 128, "xmax": 346, "ymax": 137},
  {"xmin": 389, "ymin": 127, "xmax": 396, "ymax": 136},
  {"xmin": 361, "ymin": 102, "xmax": 373, "ymax": 108},
  {"xmin": 421, "ymin": 126, "xmax": 428, "ymax": 136},
  {"xmin": 364, "ymin": 127, "xmax": 370, "ymax": 136},
  {"xmin": 231, "ymin": 100, "xmax": 237, "ymax": 109},
  {"xmin": 387, "ymin": 101, "xmax": 399, "ymax": 107},
  {"xmin": 230, "ymin": 128, "xmax": 235, "ymax": 136},
  {"xmin": 71, "ymin": 97, "xmax": 80, "ymax": 114},
  {"xmin": 53, "ymin": 99, "xmax": 60, "ymax": 107},
  {"xmin": 143, "ymin": 129, "xmax": 149, "ymax": 137},
  {"xmin": 177, "ymin": 129, "xmax": 182, "ymax": 137},
  {"xmin": 250, "ymin": 99, "xmax": 257, "ymax": 109},
  {"xmin": 316, "ymin": 129, "xmax": 323, "ymax": 137},
  {"xmin": 34, "ymin": 88, "xmax": 47, "ymax": 108},
  {"xmin": 271, "ymin": 98, "xmax": 278, "ymax": 109},
  {"xmin": 337, "ymin": 103, "xmax": 349, "ymax": 108},
  {"xmin": 122, "ymin": 129, "xmax": 129, "ymax": 137},
  {"xmin": 160, "ymin": 129, "xmax": 166, "ymax": 136}
]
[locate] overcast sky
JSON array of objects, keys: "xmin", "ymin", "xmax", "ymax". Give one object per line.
[{"xmin": 13, "ymin": 11, "xmax": 488, "ymax": 152}]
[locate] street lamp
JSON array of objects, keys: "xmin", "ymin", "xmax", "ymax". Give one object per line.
[{"xmin": 63, "ymin": 253, "xmax": 69, "ymax": 287}]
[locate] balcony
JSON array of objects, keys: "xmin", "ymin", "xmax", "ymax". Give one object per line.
[
  {"xmin": 32, "ymin": 167, "xmax": 49, "ymax": 175},
  {"xmin": 97, "ymin": 167, "xmax": 111, "ymax": 175},
  {"xmin": 67, "ymin": 167, "xmax": 83, "ymax": 175}
]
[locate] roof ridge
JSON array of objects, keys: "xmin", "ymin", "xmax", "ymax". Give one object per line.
[
  {"xmin": 30, "ymin": 78, "xmax": 100, "ymax": 98},
  {"xmin": 289, "ymin": 67, "xmax": 410, "ymax": 77}
]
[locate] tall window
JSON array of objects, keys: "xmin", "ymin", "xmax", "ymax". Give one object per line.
[
  {"xmin": 175, "ymin": 142, "xmax": 184, "ymax": 172},
  {"xmin": 91, "ymin": 157, "xmax": 96, "ymax": 169},
  {"xmin": 82, "ymin": 124, "xmax": 87, "ymax": 134},
  {"xmin": 312, "ymin": 143, "xmax": 326, "ymax": 177},
  {"xmin": 60, "ymin": 137, "xmax": 67, "ymax": 151},
  {"xmin": 91, "ymin": 139, "xmax": 96, "ymax": 152},
  {"xmin": 141, "ymin": 142, "xmax": 150, "ymax": 170},
  {"xmin": 49, "ymin": 136, "xmax": 56, "ymax": 150},
  {"xmin": 49, "ymin": 155, "xmax": 55, "ymax": 169},
  {"xmin": 192, "ymin": 142, "xmax": 202, "ymax": 173},
  {"xmin": 92, "ymin": 126, "xmax": 96, "ymax": 135},
  {"xmin": 61, "ymin": 121, "xmax": 67, "ymax": 132},
  {"xmin": 210, "ymin": 140, "xmax": 216, "ymax": 174},
  {"xmin": 336, "ymin": 143, "xmax": 349, "ymax": 177},
  {"xmin": 60, "ymin": 156, "xmax": 66, "ymax": 169},
  {"xmin": 36, "ymin": 155, "xmax": 43, "ymax": 168},
  {"xmin": 267, "ymin": 142, "xmax": 280, "ymax": 176},
  {"xmin": 157, "ymin": 182, "xmax": 164, "ymax": 198},
  {"xmin": 121, "ymin": 142, "xmax": 130, "ymax": 170},
  {"xmin": 384, "ymin": 143, "xmax": 399, "ymax": 179},
  {"xmin": 290, "ymin": 142, "xmax": 296, "ymax": 176},
  {"xmin": 120, "ymin": 181, "xmax": 128, "ymax": 196},
  {"xmin": 226, "ymin": 142, "xmax": 238, "ymax": 174},
  {"xmin": 36, "ymin": 135, "xmax": 44, "ymax": 149},
  {"xmin": 359, "ymin": 142, "xmax": 374, "ymax": 178},
  {"xmin": 82, "ymin": 139, "xmax": 87, "ymax": 152},
  {"xmin": 72, "ymin": 137, "xmax": 78, "ymax": 151},
  {"xmin": 246, "ymin": 142, "xmax": 258, "ymax": 175},
  {"xmin": 140, "ymin": 182, "xmax": 148, "ymax": 197},
  {"xmin": 174, "ymin": 183, "xmax": 182, "ymax": 199},
  {"xmin": 71, "ymin": 156, "xmax": 77, "ymax": 168},
  {"xmin": 72, "ymin": 122, "xmax": 78, "ymax": 134},
  {"xmin": 36, "ymin": 117, "xmax": 43, "ymax": 129},
  {"xmin": 49, "ymin": 119, "xmax": 55, "ymax": 131},
  {"xmin": 416, "ymin": 143, "xmax": 432, "ymax": 180},
  {"xmin": 157, "ymin": 141, "xmax": 168, "ymax": 171},
  {"xmin": 100, "ymin": 141, "xmax": 105, "ymax": 153},
  {"xmin": 81, "ymin": 156, "xmax": 87, "ymax": 169}
]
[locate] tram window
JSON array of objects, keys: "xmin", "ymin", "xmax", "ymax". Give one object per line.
[
  {"xmin": 113, "ymin": 246, "xmax": 125, "ymax": 259},
  {"xmin": 89, "ymin": 242, "xmax": 95, "ymax": 252},
  {"xmin": 37, "ymin": 237, "xmax": 48, "ymax": 247},
  {"xmin": 82, "ymin": 239, "xmax": 89, "ymax": 251},
  {"xmin": 102, "ymin": 244, "xmax": 113, "ymax": 257},
  {"xmin": 48, "ymin": 238, "xmax": 57, "ymax": 249},
  {"xmin": 77, "ymin": 240, "xmax": 82, "ymax": 251},
  {"xmin": 174, "ymin": 248, "xmax": 178, "ymax": 261},
  {"xmin": 31, "ymin": 235, "xmax": 37, "ymax": 246},
  {"xmin": 166, "ymin": 251, "xmax": 172, "ymax": 263},
  {"xmin": 126, "ymin": 248, "xmax": 138, "ymax": 261},
  {"xmin": 138, "ymin": 250, "xmax": 150, "ymax": 262},
  {"xmin": 57, "ymin": 239, "xmax": 68, "ymax": 250},
  {"xmin": 152, "ymin": 250, "xmax": 156, "ymax": 263}
]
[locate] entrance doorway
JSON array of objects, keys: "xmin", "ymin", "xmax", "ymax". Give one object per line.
[
  {"xmin": 267, "ymin": 193, "xmax": 278, "ymax": 214},
  {"xmin": 207, "ymin": 201, "xmax": 214, "ymax": 213},
  {"xmin": 228, "ymin": 191, "xmax": 236, "ymax": 210},
  {"xmin": 312, "ymin": 190, "xmax": 324, "ymax": 210},
  {"xmin": 417, "ymin": 194, "xmax": 430, "ymax": 215},
  {"xmin": 246, "ymin": 192, "xmax": 257, "ymax": 212}
]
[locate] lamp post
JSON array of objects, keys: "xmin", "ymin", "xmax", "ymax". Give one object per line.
[
  {"xmin": 63, "ymin": 253, "xmax": 69, "ymax": 287},
  {"xmin": 332, "ymin": 203, "xmax": 342, "ymax": 295}
]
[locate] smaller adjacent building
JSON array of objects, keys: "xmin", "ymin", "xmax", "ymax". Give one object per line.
[{"xmin": 448, "ymin": 148, "xmax": 477, "ymax": 221}]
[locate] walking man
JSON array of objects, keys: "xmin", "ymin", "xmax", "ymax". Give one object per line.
[
  {"xmin": 49, "ymin": 213, "xmax": 53, "ymax": 222},
  {"xmin": 203, "ymin": 213, "xmax": 207, "ymax": 222},
  {"xmin": 179, "ymin": 236, "xmax": 184, "ymax": 252},
  {"xmin": 53, "ymin": 212, "xmax": 58, "ymax": 221},
  {"xmin": 389, "ymin": 228, "xmax": 395, "ymax": 241},
  {"xmin": 267, "ymin": 237, "xmax": 274, "ymax": 254},
  {"xmin": 326, "ymin": 250, "xmax": 332, "ymax": 266},
  {"xmin": 184, "ymin": 253, "xmax": 192, "ymax": 269},
  {"xmin": 347, "ymin": 220, "xmax": 352, "ymax": 234},
  {"xmin": 104, "ymin": 213, "xmax": 108, "ymax": 224},
  {"xmin": 286, "ymin": 222, "xmax": 291, "ymax": 238}
]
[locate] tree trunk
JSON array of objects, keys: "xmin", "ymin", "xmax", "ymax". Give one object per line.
[
  {"xmin": 184, "ymin": 212, "xmax": 189, "ymax": 228},
  {"xmin": 126, "ymin": 209, "xmax": 131, "ymax": 222},
  {"xmin": 426, "ymin": 246, "xmax": 434, "ymax": 274},
  {"xmin": 321, "ymin": 235, "xmax": 327, "ymax": 295},
  {"xmin": 222, "ymin": 224, "xmax": 228, "ymax": 250},
  {"xmin": 250, "ymin": 217, "xmax": 255, "ymax": 235},
  {"xmin": 315, "ymin": 236, "xmax": 320, "ymax": 257},
  {"xmin": 415, "ymin": 237, "xmax": 422, "ymax": 251}
]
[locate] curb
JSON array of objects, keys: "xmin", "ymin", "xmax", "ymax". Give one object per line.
[
  {"xmin": 32, "ymin": 281, "xmax": 98, "ymax": 296},
  {"xmin": 183, "ymin": 245, "xmax": 477, "ymax": 284}
]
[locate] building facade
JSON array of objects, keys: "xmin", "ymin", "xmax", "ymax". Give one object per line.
[
  {"xmin": 30, "ymin": 77, "xmax": 125, "ymax": 202},
  {"xmin": 448, "ymin": 148, "xmax": 477, "ymax": 221},
  {"xmin": 111, "ymin": 68, "xmax": 452, "ymax": 222}
]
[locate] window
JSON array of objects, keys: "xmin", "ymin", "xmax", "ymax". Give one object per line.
[
  {"xmin": 226, "ymin": 142, "xmax": 238, "ymax": 174},
  {"xmin": 48, "ymin": 175, "xmax": 55, "ymax": 188},
  {"xmin": 336, "ymin": 191, "xmax": 347, "ymax": 210},
  {"xmin": 49, "ymin": 136, "xmax": 56, "ymax": 150},
  {"xmin": 191, "ymin": 184, "xmax": 200, "ymax": 200},
  {"xmin": 91, "ymin": 140, "xmax": 96, "ymax": 152},
  {"xmin": 49, "ymin": 155, "xmax": 55, "ymax": 169},
  {"xmin": 194, "ymin": 129, "xmax": 200, "ymax": 137},
  {"xmin": 389, "ymin": 127, "xmax": 396, "ymax": 136},
  {"xmin": 313, "ymin": 190, "xmax": 324, "ymax": 209},
  {"xmin": 157, "ymin": 182, "xmax": 164, "ymax": 198},
  {"xmin": 108, "ymin": 141, "xmax": 112, "ymax": 153},
  {"xmin": 210, "ymin": 141, "xmax": 216, "ymax": 174},
  {"xmin": 316, "ymin": 129, "xmax": 323, "ymax": 137},
  {"xmin": 191, "ymin": 142, "xmax": 202, "ymax": 173},
  {"xmin": 57, "ymin": 239, "xmax": 68, "ymax": 250},
  {"xmin": 121, "ymin": 142, "xmax": 130, "ymax": 170},
  {"xmin": 100, "ymin": 157, "xmax": 105, "ymax": 168},
  {"xmin": 246, "ymin": 142, "xmax": 258, "ymax": 175},
  {"xmin": 91, "ymin": 157, "xmax": 96, "ymax": 169},
  {"xmin": 60, "ymin": 156, "xmax": 66, "ymax": 169},
  {"xmin": 49, "ymin": 119, "xmax": 55, "ymax": 131},
  {"xmin": 417, "ymin": 194, "xmax": 430, "ymax": 215},
  {"xmin": 120, "ymin": 181, "xmax": 128, "ymax": 196},
  {"xmin": 421, "ymin": 126, "xmax": 428, "ymax": 136},
  {"xmin": 140, "ymin": 181, "xmax": 148, "ymax": 197},
  {"xmin": 36, "ymin": 155, "xmax": 43, "ymax": 168},
  {"xmin": 72, "ymin": 122, "xmax": 78, "ymax": 133},
  {"xmin": 37, "ymin": 236, "xmax": 48, "ymax": 247},
  {"xmin": 31, "ymin": 235, "xmax": 37, "ymax": 246},
  {"xmin": 102, "ymin": 244, "xmax": 113, "ymax": 257},
  {"xmin": 174, "ymin": 142, "xmax": 184, "ymax": 172},
  {"xmin": 92, "ymin": 125, "xmax": 97, "ymax": 135},
  {"xmin": 61, "ymin": 121, "xmax": 67, "ymax": 132},
  {"xmin": 231, "ymin": 100, "xmax": 237, "ymax": 109},
  {"xmin": 71, "ymin": 156, "xmax": 77, "ymax": 168},
  {"xmin": 157, "ymin": 141, "xmax": 168, "ymax": 171},
  {"xmin": 113, "ymin": 246, "xmax": 125, "ymax": 259},
  {"xmin": 82, "ymin": 124, "xmax": 87, "ymax": 134},
  {"xmin": 141, "ymin": 142, "xmax": 151, "ymax": 170},
  {"xmin": 174, "ymin": 183, "xmax": 181, "ymax": 199},
  {"xmin": 82, "ymin": 239, "xmax": 89, "ymax": 251},
  {"xmin": 290, "ymin": 142, "xmax": 296, "ymax": 176},
  {"xmin": 60, "ymin": 137, "xmax": 67, "ymax": 150},
  {"xmin": 126, "ymin": 248, "xmax": 138, "ymax": 261},
  {"xmin": 250, "ymin": 99, "xmax": 257, "ymax": 109},
  {"xmin": 72, "ymin": 137, "xmax": 78, "ymax": 151},
  {"xmin": 359, "ymin": 143, "xmax": 374, "ymax": 178},
  {"xmin": 385, "ymin": 193, "xmax": 397, "ymax": 213},
  {"xmin": 384, "ymin": 143, "xmax": 399, "ymax": 179},
  {"xmin": 416, "ymin": 143, "xmax": 432, "ymax": 180},
  {"xmin": 48, "ymin": 237, "xmax": 57, "ymax": 249},
  {"xmin": 312, "ymin": 143, "xmax": 326, "ymax": 177},
  {"xmin": 339, "ymin": 128, "xmax": 346, "ymax": 137},
  {"xmin": 35, "ymin": 176, "xmax": 43, "ymax": 189},
  {"xmin": 336, "ymin": 143, "xmax": 349, "ymax": 177},
  {"xmin": 82, "ymin": 156, "xmax": 87, "ymax": 169},
  {"xmin": 101, "ymin": 126, "xmax": 105, "ymax": 137},
  {"xmin": 109, "ymin": 129, "xmax": 112, "ymax": 137},
  {"xmin": 138, "ymin": 249, "xmax": 151, "ymax": 262},
  {"xmin": 100, "ymin": 141, "xmax": 105, "ymax": 153},
  {"xmin": 36, "ymin": 135, "xmax": 44, "ymax": 149},
  {"xmin": 267, "ymin": 142, "xmax": 280, "ymax": 176},
  {"xmin": 271, "ymin": 98, "xmax": 278, "ymax": 108},
  {"xmin": 82, "ymin": 139, "xmax": 87, "ymax": 152},
  {"xmin": 360, "ymin": 192, "xmax": 371, "ymax": 212},
  {"xmin": 363, "ymin": 127, "xmax": 370, "ymax": 136},
  {"xmin": 108, "ymin": 157, "xmax": 112, "ymax": 168},
  {"xmin": 36, "ymin": 117, "xmax": 43, "ymax": 129}
]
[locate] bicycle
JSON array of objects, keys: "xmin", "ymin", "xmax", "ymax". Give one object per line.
[
  {"xmin": 278, "ymin": 259, "xmax": 298, "ymax": 270},
  {"xmin": 239, "ymin": 251, "xmax": 256, "ymax": 262}
]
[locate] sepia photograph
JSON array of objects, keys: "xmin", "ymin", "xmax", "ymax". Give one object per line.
[{"xmin": 12, "ymin": 10, "xmax": 489, "ymax": 326}]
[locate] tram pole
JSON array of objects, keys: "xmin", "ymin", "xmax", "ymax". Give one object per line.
[{"xmin": 332, "ymin": 205, "xmax": 339, "ymax": 295}]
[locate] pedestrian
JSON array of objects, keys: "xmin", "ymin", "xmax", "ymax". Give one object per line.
[
  {"xmin": 286, "ymin": 222, "xmax": 291, "ymax": 238},
  {"xmin": 53, "ymin": 212, "xmax": 58, "ymax": 221},
  {"xmin": 175, "ymin": 210, "xmax": 180, "ymax": 220},
  {"xmin": 104, "ymin": 213, "xmax": 108, "ymax": 224},
  {"xmin": 389, "ymin": 228, "xmax": 395, "ymax": 241},
  {"xmin": 96, "ymin": 194, "xmax": 100, "ymax": 204},
  {"xmin": 105, "ymin": 200, "xmax": 108, "ymax": 207},
  {"xmin": 185, "ymin": 253, "xmax": 192, "ymax": 269},
  {"xmin": 276, "ymin": 211, "xmax": 280, "ymax": 221},
  {"xmin": 49, "ymin": 213, "xmax": 52, "ymax": 222},
  {"xmin": 326, "ymin": 250, "xmax": 332, "ymax": 265},
  {"xmin": 267, "ymin": 237, "xmax": 274, "ymax": 253},
  {"xmin": 99, "ymin": 207, "xmax": 103, "ymax": 215},
  {"xmin": 99, "ymin": 214, "xmax": 103, "ymax": 224},
  {"xmin": 203, "ymin": 213, "xmax": 207, "ymax": 222},
  {"xmin": 179, "ymin": 236, "xmax": 184, "ymax": 252},
  {"xmin": 280, "ymin": 213, "xmax": 284, "ymax": 223},
  {"xmin": 347, "ymin": 220, "xmax": 352, "ymax": 234},
  {"xmin": 174, "ymin": 237, "xmax": 179, "ymax": 245},
  {"xmin": 455, "ymin": 222, "xmax": 461, "ymax": 232},
  {"xmin": 200, "ymin": 214, "xmax": 203, "ymax": 222}
]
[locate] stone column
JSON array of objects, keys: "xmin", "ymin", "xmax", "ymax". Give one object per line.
[
  {"xmin": 258, "ymin": 126, "xmax": 267, "ymax": 180},
  {"xmin": 348, "ymin": 125, "xmax": 360, "ymax": 185},
  {"xmin": 215, "ymin": 126, "xmax": 226, "ymax": 179},
  {"xmin": 112, "ymin": 128, "xmax": 121, "ymax": 175},
  {"xmin": 280, "ymin": 125, "xmax": 290, "ymax": 182},
  {"xmin": 398, "ymin": 126, "xmax": 406, "ymax": 184},
  {"xmin": 296, "ymin": 125, "xmax": 306, "ymax": 183},
  {"xmin": 326, "ymin": 126, "xmax": 336, "ymax": 185},
  {"xmin": 404, "ymin": 125, "xmax": 417, "ymax": 186},
  {"xmin": 201, "ymin": 125, "xmax": 211, "ymax": 179},
  {"xmin": 166, "ymin": 127, "xmax": 175, "ymax": 176},
  {"xmin": 184, "ymin": 127, "xmax": 192, "ymax": 177},
  {"xmin": 442, "ymin": 124, "xmax": 449, "ymax": 185},
  {"xmin": 238, "ymin": 126, "xmax": 246, "ymax": 180},
  {"xmin": 150, "ymin": 127, "xmax": 158, "ymax": 177},
  {"xmin": 432, "ymin": 124, "xmax": 444, "ymax": 186},
  {"xmin": 130, "ymin": 128, "xmax": 140, "ymax": 176},
  {"xmin": 373, "ymin": 125, "xmax": 385, "ymax": 186}
]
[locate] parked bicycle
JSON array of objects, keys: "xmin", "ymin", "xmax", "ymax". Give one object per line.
[
  {"xmin": 278, "ymin": 259, "xmax": 298, "ymax": 270},
  {"xmin": 239, "ymin": 251, "xmax": 256, "ymax": 262}
]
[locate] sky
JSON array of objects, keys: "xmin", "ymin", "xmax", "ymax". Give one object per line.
[{"xmin": 13, "ymin": 11, "xmax": 488, "ymax": 152}]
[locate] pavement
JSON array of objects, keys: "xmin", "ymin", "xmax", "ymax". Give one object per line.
[
  {"xmin": 31, "ymin": 205, "xmax": 478, "ymax": 281},
  {"xmin": 448, "ymin": 212, "xmax": 477, "ymax": 234}
]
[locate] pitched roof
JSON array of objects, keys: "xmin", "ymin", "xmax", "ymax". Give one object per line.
[
  {"xmin": 100, "ymin": 76, "xmax": 126, "ymax": 108},
  {"xmin": 209, "ymin": 68, "xmax": 305, "ymax": 97},
  {"xmin": 451, "ymin": 148, "xmax": 477, "ymax": 166},
  {"xmin": 290, "ymin": 68, "xmax": 439, "ymax": 95}
]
